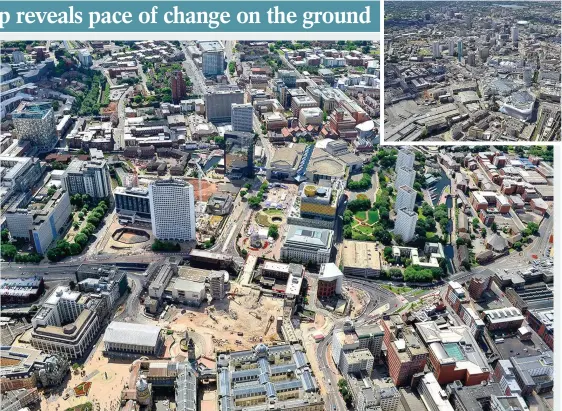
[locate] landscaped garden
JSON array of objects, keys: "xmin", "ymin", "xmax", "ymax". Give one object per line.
[
  {"xmin": 65, "ymin": 403, "xmax": 93, "ymax": 411},
  {"xmin": 354, "ymin": 209, "xmax": 379, "ymax": 224},
  {"xmin": 73, "ymin": 381, "xmax": 92, "ymax": 397}
]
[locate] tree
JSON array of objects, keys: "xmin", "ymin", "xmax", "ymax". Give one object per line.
[
  {"xmin": 70, "ymin": 194, "xmax": 84, "ymax": 208},
  {"xmin": 213, "ymin": 136, "xmax": 225, "ymax": 149},
  {"xmin": 526, "ymin": 222, "xmax": 539, "ymax": 235},
  {"xmin": 1, "ymin": 229, "xmax": 9, "ymax": 243},
  {"xmin": 248, "ymin": 196, "xmax": 262, "ymax": 208},
  {"xmin": 373, "ymin": 224, "xmax": 392, "ymax": 245},
  {"xmin": 347, "ymin": 198, "xmax": 371, "ymax": 213},
  {"xmin": 240, "ymin": 190, "xmax": 247, "ymax": 198},
  {"xmin": 152, "ymin": 239, "xmax": 181, "ymax": 252},
  {"xmin": 491, "ymin": 222, "xmax": 498, "ymax": 233},
  {"xmin": 343, "ymin": 210, "xmax": 354, "ymax": 225},
  {"xmin": 379, "ymin": 207, "xmax": 390, "ymax": 223},
  {"xmin": 421, "ymin": 202, "xmax": 434, "ymax": 217},
  {"xmin": 403, "ymin": 265, "xmax": 435, "ymax": 282},
  {"xmin": 513, "ymin": 241, "xmax": 523, "ymax": 251},
  {"xmin": 389, "ymin": 268, "xmax": 403, "ymax": 279},
  {"xmin": 268, "ymin": 225, "xmax": 279, "ymax": 240},
  {"xmin": 75, "ymin": 233, "xmax": 89, "ymax": 247},
  {"xmin": 384, "ymin": 246, "xmax": 393, "ymax": 260},
  {"xmin": 244, "ymin": 183, "xmax": 252, "ymax": 190},
  {"xmin": 46, "ymin": 248, "xmax": 63, "ymax": 262},
  {"xmin": 82, "ymin": 223, "xmax": 96, "ymax": 236},
  {"xmin": 416, "ymin": 220, "xmax": 428, "ymax": 238},
  {"xmin": 73, "ymin": 222, "xmax": 80, "ymax": 230},
  {"xmin": 87, "ymin": 216, "xmax": 100, "ymax": 226},
  {"xmin": 337, "ymin": 378, "xmax": 353, "ymax": 405},
  {"xmin": 69, "ymin": 243, "xmax": 82, "ymax": 255},
  {"xmin": 1, "ymin": 244, "xmax": 17, "ymax": 260},
  {"xmin": 343, "ymin": 225, "xmax": 353, "ymax": 239}
]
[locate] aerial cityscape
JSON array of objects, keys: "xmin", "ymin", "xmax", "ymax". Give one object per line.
[
  {"xmin": 383, "ymin": 1, "xmax": 561, "ymax": 143},
  {"xmin": 0, "ymin": 39, "xmax": 555, "ymax": 411}
]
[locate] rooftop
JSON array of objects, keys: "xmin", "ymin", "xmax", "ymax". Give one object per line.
[
  {"xmin": 342, "ymin": 240, "xmax": 382, "ymax": 271},
  {"xmin": 198, "ymin": 40, "xmax": 224, "ymax": 53},
  {"xmin": 103, "ymin": 321, "xmax": 162, "ymax": 347},
  {"xmin": 284, "ymin": 225, "xmax": 333, "ymax": 249},
  {"xmin": 416, "ymin": 322, "xmax": 490, "ymax": 375}
]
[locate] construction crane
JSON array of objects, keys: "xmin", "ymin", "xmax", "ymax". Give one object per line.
[
  {"xmin": 195, "ymin": 162, "xmax": 212, "ymax": 203},
  {"xmin": 249, "ymin": 312, "xmax": 262, "ymax": 320},
  {"xmin": 264, "ymin": 315, "xmax": 275, "ymax": 335}
]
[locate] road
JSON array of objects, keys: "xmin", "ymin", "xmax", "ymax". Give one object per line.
[
  {"xmin": 224, "ymin": 40, "xmax": 237, "ymax": 84},
  {"xmin": 211, "ymin": 190, "xmax": 253, "ymax": 256},
  {"xmin": 314, "ymin": 279, "xmax": 403, "ymax": 410},
  {"xmin": 114, "ymin": 273, "xmax": 145, "ymax": 321},
  {"xmin": 112, "ymin": 87, "xmax": 130, "ymax": 152},
  {"xmin": 180, "ymin": 41, "xmax": 207, "ymax": 96},
  {"xmin": 0, "ymin": 254, "xmax": 158, "ymax": 278},
  {"xmin": 527, "ymin": 213, "xmax": 553, "ymax": 259}
]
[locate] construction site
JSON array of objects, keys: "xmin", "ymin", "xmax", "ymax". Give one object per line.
[{"xmin": 163, "ymin": 287, "xmax": 285, "ymax": 354}]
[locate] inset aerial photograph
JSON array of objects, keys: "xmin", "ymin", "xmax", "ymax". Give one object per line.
[{"xmin": 383, "ymin": 1, "xmax": 561, "ymax": 143}]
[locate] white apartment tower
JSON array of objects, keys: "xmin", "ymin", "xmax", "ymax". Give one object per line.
[
  {"xmin": 395, "ymin": 149, "xmax": 415, "ymax": 171},
  {"xmin": 231, "ymin": 103, "xmax": 254, "ymax": 133},
  {"xmin": 149, "ymin": 179, "xmax": 196, "ymax": 242},
  {"xmin": 395, "ymin": 208, "xmax": 418, "ymax": 243},
  {"xmin": 511, "ymin": 26, "xmax": 519, "ymax": 45},
  {"xmin": 395, "ymin": 167, "xmax": 416, "ymax": 190},
  {"xmin": 432, "ymin": 42, "xmax": 441, "ymax": 58},
  {"xmin": 395, "ymin": 185, "xmax": 417, "ymax": 213},
  {"xmin": 78, "ymin": 49, "xmax": 93, "ymax": 67}
]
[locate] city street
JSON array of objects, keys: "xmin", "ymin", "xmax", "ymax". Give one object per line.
[{"xmin": 180, "ymin": 41, "xmax": 208, "ymax": 96}]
